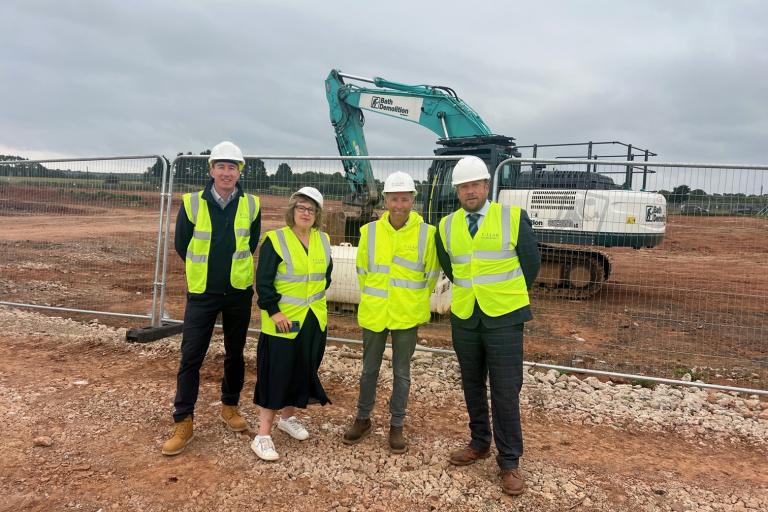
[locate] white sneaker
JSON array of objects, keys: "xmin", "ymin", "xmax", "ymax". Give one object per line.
[
  {"xmin": 277, "ymin": 416, "xmax": 309, "ymax": 441},
  {"xmin": 251, "ymin": 435, "xmax": 279, "ymax": 461}
]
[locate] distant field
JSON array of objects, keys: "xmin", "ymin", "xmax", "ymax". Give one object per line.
[{"xmin": 1, "ymin": 176, "xmax": 109, "ymax": 186}]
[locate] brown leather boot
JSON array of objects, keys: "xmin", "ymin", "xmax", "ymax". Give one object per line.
[
  {"xmin": 448, "ymin": 445, "xmax": 491, "ymax": 466},
  {"xmin": 161, "ymin": 416, "xmax": 194, "ymax": 456},
  {"xmin": 388, "ymin": 426, "xmax": 407, "ymax": 454},
  {"xmin": 342, "ymin": 418, "xmax": 372, "ymax": 445},
  {"xmin": 220, "ymin": 405, "xmax": 248, "ymax": 432},
  {"xmin": 501, "ymin": 468, "xmax": 525, "ymax": 496}
]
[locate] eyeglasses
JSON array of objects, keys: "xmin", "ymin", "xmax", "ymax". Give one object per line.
[{"xmin": 295, "ymin": 205, "xmax": 316, "ymax": 215}]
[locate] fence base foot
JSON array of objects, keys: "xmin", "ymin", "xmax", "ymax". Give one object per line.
[{"xmin": 126, "ymin": 322, "xmax": 183, "ymax": 343}]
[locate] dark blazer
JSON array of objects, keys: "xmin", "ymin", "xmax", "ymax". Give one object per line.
[{"xmin": 435, "ymin": 207, "xmax": 541, "ymax": 328}]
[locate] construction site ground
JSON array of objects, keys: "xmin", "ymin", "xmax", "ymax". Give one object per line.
[
  {"xmin": 1, "ymin": 308, "xmax": 766, "ymax": 512},
  {"xmin": 1, "ymin": 191, "xmax": 766, "ymax": 384},
  {"xmin": 1, "ymin": 189, "xmax": 767, "ymax": 510}
]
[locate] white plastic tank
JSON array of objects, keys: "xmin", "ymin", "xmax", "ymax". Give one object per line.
[
  {"xmin": 327, "ymin": 243, "xmax": 452, "ymax": 315},
  {"xmin": 327, "ymin": 244, "xmax": 362, "ymax": 305},
  {"xmin": 429, "ymin": 273, "xmax": 452, "ymax": 315}
]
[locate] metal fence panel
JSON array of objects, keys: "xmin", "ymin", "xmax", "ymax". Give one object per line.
[
  {"xmin": 499, "ymin": 158, "xmax": 767, "ymax": 392},
  {"xmin": 0, "ymin": 156, "xmax": 168, "ymax": 321},
  {"xmin": 159, "ymin": 155, "xmax": 453, "ymax": 324},
  {"xmin": 159, "ymin": 155, "xmax": 767, "ymax": 393},
  {"xmin": 5, "ymin": 153, "xmax": 762, "ymax": 393}
]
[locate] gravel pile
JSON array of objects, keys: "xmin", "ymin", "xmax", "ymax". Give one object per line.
[
  {"xmin": 523, "ymin": 369, "xmax": 768, "ymax": 445},
  {"xmin": 1, "ymin": 306, "xmax": 766, "ymax": 512}
]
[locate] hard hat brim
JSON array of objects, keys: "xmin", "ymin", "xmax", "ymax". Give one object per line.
[
  {"xmin": 452, "ymin": 175, "xmax": 490, "ymax": 186},
  {"xmin": 209, "ymin": 159, "xmax": 245, "ymax": 171},
  {"xmin": 290, "ymin": 187, "xmax": 324, "ymax": 208}
]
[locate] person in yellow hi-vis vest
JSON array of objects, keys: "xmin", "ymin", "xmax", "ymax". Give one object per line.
[
  {"xmin": 342, "ymin": 172, "xmax": 439, "ymax": 454},
  {"xmin": 436, "ymin": 156, "xmax": 540, "ymax": 496},
  {"xmin": 251, "ymin": 187, "xmax": 333, "ymax": 462},
  {"xmin": 162, "ymin": 141, "xmax": 261, "ymax": 456}
]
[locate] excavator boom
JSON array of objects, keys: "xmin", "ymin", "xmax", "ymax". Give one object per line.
[
  {"xmin": 324, "ymin": 69, "xmax": 667, "ymax": 300},
  {"xmin": 324, "ymin": 69, "xmax": 509, "ymax": 242}
]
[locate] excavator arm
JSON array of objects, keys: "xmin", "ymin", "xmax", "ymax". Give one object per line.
[
  {"xmin": 324, "ymin": 69, "xmax": 667, "ymax": 300},
  {"xmin": 326, "ymin": 69, "xmax": 493, "ymax": 140},
  {"xmin": 324, "ymin": 69, "xmax": 502, "ymax": 242},
  {"xmin": 325, "ymin": 70, "xmax": 377, "ymax": 220}
]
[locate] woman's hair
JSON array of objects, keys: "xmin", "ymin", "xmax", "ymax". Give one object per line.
[{"xmin": 284, "ymin": 194, "xmax": 323, "ymax": 229}]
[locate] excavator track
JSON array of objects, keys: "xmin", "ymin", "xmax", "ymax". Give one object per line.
[{"xmin": 532, "ymin": 244, "xmax": 612, "ymax": 300}]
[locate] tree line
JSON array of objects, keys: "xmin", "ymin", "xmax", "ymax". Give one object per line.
[
  {"xmin": 4, "ymin": 154, "xmax": 762, "ymax": 206},
  {"xmin": 658, "ymin": 184, "xmax": 765, "ymax": 204},
  {"xmin": 165, "ymin": 153, "xmax": 358, "ymax": 200}
]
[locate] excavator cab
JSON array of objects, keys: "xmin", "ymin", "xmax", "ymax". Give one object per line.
[
  {"xmin": 425, "ymin": 158, "xmax": 459, "ymax": 225},
  {"xmin": 424, "ymin": 136, "xmax": 518, "ymax": 225}
]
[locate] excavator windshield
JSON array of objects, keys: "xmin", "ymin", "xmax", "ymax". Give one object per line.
[{"xmin": 425, "ymin": 159, "xmax": 459, "ymax": 224}]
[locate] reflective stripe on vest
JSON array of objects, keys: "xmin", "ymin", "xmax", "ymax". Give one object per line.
[
  {"xmin": 440, "ymin": 203, "xmax": 529, "ymax": 319},
  {"xmin": 366, "ymin": 222, "xmax": 390, "ymax": 274},
  {"xmin": 357, "ymin": 213, "xmax": 436, "ymax": 332},
  {"xmin": 260, "ymin": 227, "xmax": 331, "ymax": 339},
  {"xmin": 187, "ymin": 253, "xmax": 208, "ymax": 263},
  {"xmin": 363, "ymin": 221, "xmax": 429, "ymax": 289},
  {"xmin": 444, "ymin": 207, "xmax": 517, "ymax": 264},
  {"xmin": 453, "ymin": 268, "xmax": 524, "ymax": 288},
  {"xmin": 279, "ymin": 290, "xmax": 327, "ymax": 306},
  {"xmin": 183, "ymin": 190, "xmax": 259, "ymax": 294},
  {"xmin": 362, "ymin": 285, "xmax": 388, "ymax": 298},
  {"xmin": 274, "ymin": 228, "xmax": 330, "ymax": 283}
]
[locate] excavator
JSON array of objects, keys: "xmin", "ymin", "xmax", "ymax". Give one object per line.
[{"xmin": 324, "ymin": 69, "xmax": 667, "ymax": 300}]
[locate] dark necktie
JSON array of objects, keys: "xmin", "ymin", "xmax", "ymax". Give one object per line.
[{"xmin": 467, "ymin": 213, "xmax": 480, "ymax": 238}]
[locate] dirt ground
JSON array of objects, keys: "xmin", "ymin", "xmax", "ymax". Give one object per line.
[
  {"xmin": 1, "ymin": 189, "xmax": 766, "ymax": 387},
  {"xmin": 1, "ymin": 187, "xmax": 767, "ymax": 511},
  {"xmin": 0, "ymin": 309, "xmax": 765, "ymax": 512}
]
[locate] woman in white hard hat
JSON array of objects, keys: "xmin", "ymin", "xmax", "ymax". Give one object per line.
[{"xmin": 251, "ymin": 186, "xmax": 333, "ymax": 461}]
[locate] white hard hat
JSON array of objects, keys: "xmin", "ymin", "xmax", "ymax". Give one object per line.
[
  {"xmin": 290, "ymin": 186, "xmax": 324, "ymax": 208},
  {"xmin": 451, "ymin": 156, "xmax": 490, "ymax": 186},
  {"xmin": 383, "ymin": 171, "xmax": 416, "ymax": 193},
  {"xmin": 209, "ymin": 141, "xmax": 245, "ymax": 171}
]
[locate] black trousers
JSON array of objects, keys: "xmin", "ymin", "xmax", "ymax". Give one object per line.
[
  {"xmin": 173, "ymin": 290, "xmax": 253, "ymax": 422},
  {"xmin": 451, "ymin": 320, "xmax": 525, "ymax": 470}
]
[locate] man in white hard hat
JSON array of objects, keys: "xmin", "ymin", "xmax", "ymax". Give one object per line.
[
  {"xmin": 342, "ymin": 171, "xmax": 440, "ymax": 453},
  {"xmin": 436, "ymin": 156, "xmax": 540, "ymax": 495},
  {"xmin": 162, "ymin": 141, "xmax": 261, "ymax": 456}
]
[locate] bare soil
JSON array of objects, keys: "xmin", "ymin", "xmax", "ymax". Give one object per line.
[
  {"xmin": 0, "ymin": 311, "xmax": 765, "ymax": 511},
  {"xmin": 1, "ymin": 186, "xmax": 767, "ymax": 510}
]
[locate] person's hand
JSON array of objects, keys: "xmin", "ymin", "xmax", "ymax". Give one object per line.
[{"xmin": 270, "ymin": 311, "xmax": 291, "ymax": 333}]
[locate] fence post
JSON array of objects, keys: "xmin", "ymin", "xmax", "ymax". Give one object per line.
[
  {"xmin": 149, "ymin": 157, "xmax": 169, "ymax": 327},
  {"xmin": 158, "ymin": 157, "xmax": 179, "ymax": 324}
]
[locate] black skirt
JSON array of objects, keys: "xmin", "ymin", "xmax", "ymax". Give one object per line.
[{"xmin": 254, "ymin": 310, "xmax": 330, "ymax": 410}]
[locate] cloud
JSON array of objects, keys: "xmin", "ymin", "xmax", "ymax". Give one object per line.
[{"xmin": 1, "ymin": 0, "xmax": 766, "ymax": 169}]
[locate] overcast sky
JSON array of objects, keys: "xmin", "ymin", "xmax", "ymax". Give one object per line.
[{"xmin": 1, "ymin": 0, "xmax": 766, "ymax": 167}]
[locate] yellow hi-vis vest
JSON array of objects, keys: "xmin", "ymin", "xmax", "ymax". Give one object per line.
[
  {"xmin": 260, "ymin": 227, "xmax": 331, "ymax": 339},
  {"xmin": 357, "ymin": 211, "xmax": 440, "ymax": 332},
  {"xmin": 438, "ymin": 202, "xmax": 529, "ymax": 319},
  {"xmin": 182, "ymin": 190, "xmax": 260, "ymax": 294}
]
